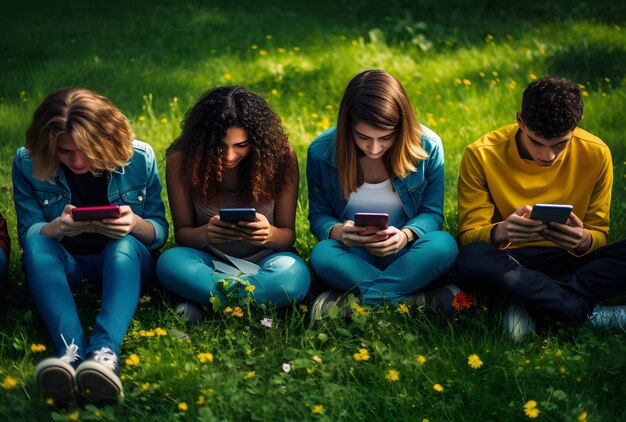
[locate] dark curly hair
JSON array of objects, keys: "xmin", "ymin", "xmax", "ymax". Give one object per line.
[
  {"xmin": 167, "ymin": 86, "xmax": 296, "ymax": 204},
  {"xmin": 521, "ymin": 76, "xmax": 583, "ymax": 139}
]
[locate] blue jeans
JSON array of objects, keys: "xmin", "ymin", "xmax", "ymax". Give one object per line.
[
  {"xmin": 157, "ymin": 247, "xmax": 311, "ymax": 308},
  {"xmin": 310, "ymin": 231, "xmax": 458, "ymax": 305},
  {"xmin": 22, "ymin": 234, "xmax": 157, "ymax": 359}
]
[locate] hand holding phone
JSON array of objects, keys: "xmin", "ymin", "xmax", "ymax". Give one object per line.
[
  {"xmin": 529, "ymin": 204, "xmax": 573, "ymax": 225},
  {"xmin": 354, "ymin": 212, "xmax": 389, "ymax": 236},
  {"xmin": 72, "ymin": 205, "xmax": 121, "ymax": 221}
]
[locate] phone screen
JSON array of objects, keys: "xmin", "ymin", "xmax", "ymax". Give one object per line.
[{"xmin": 219, "ymin": 208, "xmax": 257, "ymax": 223}]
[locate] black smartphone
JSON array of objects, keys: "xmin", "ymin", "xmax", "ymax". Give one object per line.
[
  {"xmin": 219, "ymin": 207, "xmax": 257, "ymax": 223},
  {"xmin": 72, "ymin": 205, "xmax": 121, "ymax": 221},
  {"xmin": 354, "ymin": 212, "xmax": 389, "ymax": 235},
  {"xmin": 529, "ymin": 204, "xmax": 573, "ymax": 224}
]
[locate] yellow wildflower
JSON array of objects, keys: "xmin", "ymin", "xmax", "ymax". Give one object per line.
[
  {"xmin": 529, "ymin": 73, "xmax": 537, "ymax": 80},
  {"xmin": 310, "ymin": 113, "xmax": 319, "ymax": 119},
  {"xmin": 68, "ymin": 411, "xmax": 80, "ymax": 421},
  {"xmin": 463, "ymin": 79, "xmax": 471, "ymax": 86},
  {"xmin": 354, "ymin": 306, "xmax": 368, "ymax": 315},
  {"xmin": 224, "ymin": 306, "xmax": 233, "ymax": 314},
  {"xmin": 417, "ymin": 355, "xmax": 427, "ymax": 364},
  {"xmin": 223, "ymin": 73, "xmax": 232, "ymax": 81},
  {"xmin": 45, "ymin": 398, "xmax": 54, "ymax": 406},
  {"xmin": 2, "ymin": 376, "xmax": 17, "ymax": 389},
  {"xmin": 433, "ymin": 383, "xmax": 444, "ymax": 392},
  {"xmin": 578, "ymin": 411, "xmax": 588, "ymax": 421},
  {"xmin": 312, "ymin": 355, "xmax": 322, "ymax": 364},
  {"xmin": 259, "ymin": 50, "xmax": 267, "ymax": 56},
  {"xmin": 277, "ymin": 47, "xmax": 286, "ymax": 53},
  {"xmin": 232, "ymin": 306, "xmax": 244, "ymax": 317},
  {"xmin": 244, "ymin": 371, "xmax": 255, "ymax": 379},
  {"xmin": 197, "ymin": 395, "xmax": 206, "ymax": 405},
  {"xmin": 245, "ymin": 285, "xmax": 256, "ymax": 292},
  {"xmin": 31, "ymin": 343, "xmax": 46, "ymax": 353},
  {"xmin": 197, "ymin": 352, "xmax": 214, "ymax": 363},
  {"xmin": 138, "ymin": 115, "xmax": 145, "ymax": 121},
  {"xmin": 353, "ymin": 348, "xmax": 370, "ymax": 361},
  {"xmin": 312, "ymin": 404, "xmax": 324, "ymax": 415},
  {"xmin": 155, "ymin": 327, "xmax": 167, "ymax": 336},
  {"xmin": 125, "ymin": 353, "xmax": 140, "ymax": 366},
  {"xmin": 178, "ymin": 402, "xmax": 188, "ymax": 412},
  {"xmin": 139, "ymin": 295, "xmax": 151, "ymax": 303},
  {"xmin": 454, "ymin": 78, "xmax": 462, "ymax": 85},
  {"xmin": 251, "ymin": 44, "xmax": 258, "ymax": 49},
  {"xmin": 467, "ymin": 354, "xmax": 483, "ymax": 369},
  {"xmin": 485, "ymin": 34, "xmax": 494, "ymax": 42},
  {"xmin": 396, "ymin": 303, "xmax": 410, "ymax": 314},
  {"xmin": 385, "ymin": 369, "xmax": 399, "ymax": 381},
  {"xmin": 524, "ymin": 400, "xmax": 540, "ymax": 419},
  {"xmin": 299, "ymin": 304, "xmax": 308, "ymax": 313},
  {"xmin": 265, "ymin": 34, "xmax": 272, "ymax": 40},
  {"xmin": 160, "ymin": 117, "xmax": 168, "ymax": 123},
  {"xmin": 141, "ymin": 383, "xmax": 150, "ymax": 392}
]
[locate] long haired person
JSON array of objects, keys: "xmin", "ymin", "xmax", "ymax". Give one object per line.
[
  {"xmin": 306, "ymin": 70, "xmax": 458, "ymax": 316},
  {"xmin": 13, "ymin": 87, "xmax": 168, "ymax": 406},
  {"xmin": 157, "ymin": 86, "xmax": 310, "ymax": 321}
]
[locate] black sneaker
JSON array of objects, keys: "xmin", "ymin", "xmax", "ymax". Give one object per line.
[
  {"xmin": 76, "ymin": 347, "xmax": 123, "ymax": 407},
  {"xmin": 35, "ymin": 335, "xmax": 81, "ymax": 407}
]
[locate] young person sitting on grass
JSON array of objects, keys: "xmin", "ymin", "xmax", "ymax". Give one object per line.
[
  {"xmin": 306, "ymin": 69, "xmax": 459, "ymax": 318},
  {"xmin": 456, "ymin": 76, "xmax": 626, "ymax": 341},
  {"xmin": 157, "ymin": 86, "xmax": 310, "ymax": 322},
  {"xmin": 13, "ymin": 88, "xmax": 168, "ymax": 406}
]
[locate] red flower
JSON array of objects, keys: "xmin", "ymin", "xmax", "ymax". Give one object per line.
[{"xmin": 452, "ymin": 291, "xmax": 477, "ymax": 311}]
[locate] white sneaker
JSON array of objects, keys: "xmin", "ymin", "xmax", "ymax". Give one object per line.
[
  {"xmin": 587, "ymin": 304, "xmax": 626, "ymax": 328},
  {"xmin": 175, "ymin": 301, "xmax": 204, "ymax": 325},
  {"xmin": 76, "ymin": 347, "xmax": 123, "ymax": 406},
  {"xmin": 502, "ymin": 304, "xmax": 536, "ymax": 342},
  {"xmin": 35, "ymin": 335, "xmax": 80, "ymax": 407}
]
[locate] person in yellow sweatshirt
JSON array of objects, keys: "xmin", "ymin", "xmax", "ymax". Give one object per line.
[{"xmin": 456, "ymin": 76, "xmax": 626, "ymax": 341}]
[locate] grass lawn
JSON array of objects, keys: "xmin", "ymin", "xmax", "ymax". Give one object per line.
[{"xmin": 1, "ymin": 0, "xmax": 625, "ymax": 420}]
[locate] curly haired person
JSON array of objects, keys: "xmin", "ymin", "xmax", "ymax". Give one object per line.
[
  {"xmin": 157, "ymin": 86, "xmax": 310, "ymax": 321},
  {"xmin": 456, "ymin": 76, "xmax": 626, "ymax": 341}
]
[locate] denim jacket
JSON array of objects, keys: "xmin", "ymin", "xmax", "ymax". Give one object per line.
[
  {"xmin": 12, "ymin": 140, "xmax": 168, "ymax": 251},
  {"xmin": 306, "ymin": 125, "xmax": 445, "ymax": 240}
]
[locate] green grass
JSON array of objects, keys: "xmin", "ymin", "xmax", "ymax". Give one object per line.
[{"xmin": 1, "ymin": 0, "xmax": 626, "ymax": 420}]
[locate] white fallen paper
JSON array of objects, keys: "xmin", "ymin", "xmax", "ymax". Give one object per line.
[{"xmin": 213, "ymin": 253, "xmax": 261, "ymax": 275}]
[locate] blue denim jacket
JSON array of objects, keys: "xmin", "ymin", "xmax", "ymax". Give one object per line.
[
  {"xmin": 306, "ymin": 125, "xmax": 445, "ymax": 240},
  {"xmin": 12, "ymin": 140, "xmax": 168, "ymax": 251}
]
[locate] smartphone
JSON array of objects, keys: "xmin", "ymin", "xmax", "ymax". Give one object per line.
[
  {"xmin": 529, "ymin": 204, "xmax": 573, "ymax": 224},
  {"xmin": 354, "ymin": 212, "xmax": 389, "ymax": 235},
  {"xmin": 72, "ymin": 205, "xmax": 121, "ymax": 221},
  {"xmin": 219, "ymin": 207, "xmax": 257, "ymax": 223}
]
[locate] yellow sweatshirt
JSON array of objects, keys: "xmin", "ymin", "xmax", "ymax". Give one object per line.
[{"xmin": 458, "ymin": 124, "xmax": 612, "ymax": 252}]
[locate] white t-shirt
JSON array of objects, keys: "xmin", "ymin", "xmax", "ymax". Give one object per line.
[{"xmin": 343, "ymin": 179, "xmax": 407, "ymax": 229}]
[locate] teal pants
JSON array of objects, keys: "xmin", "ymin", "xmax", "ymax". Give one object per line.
[
  {"xmin": 157, "ymin": 247, "xmax": 311, "ymax": 308},
  {"xmin": 310, "ymin": 231, "xmax": 458, "ymax": 305}
]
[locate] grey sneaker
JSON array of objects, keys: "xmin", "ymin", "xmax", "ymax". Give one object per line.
[
  {"xmin": 35, "ymin": 335, "xmax": 81, "ymax": 407},
  {"xmin": 175, "ymin": 301, "xmax": 204, "ymax": 325},
  {"xmin": 502, "ymin": 304, "xmax": 536, "ymax": 342},
  {"xmin": 587, "ymin": 304, "xmax": 626, "ymax": 328},
  {"xmin": 310, "ymin": 291, "xmax": 352, "ymax": 322},
  {"xmin": 76, "ymin": 347, "xmax": 123, "ymax": 406},
  {"xmin": 415, "ymin": 284, "xmax": 462, "ymax": 317}
]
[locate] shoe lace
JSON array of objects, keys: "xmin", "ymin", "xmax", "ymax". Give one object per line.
[
  {"xmin": 59, "ymin": 334, "xmax": 80, "ymax": 364},
  {"xmin": 91, "ymin": 347, "xmax": 118, "ymax": 372}
]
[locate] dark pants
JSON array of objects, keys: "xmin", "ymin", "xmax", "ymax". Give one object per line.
[{"xmin": 455, "ymin": 240, "xmax": 626, "ymax": 323}]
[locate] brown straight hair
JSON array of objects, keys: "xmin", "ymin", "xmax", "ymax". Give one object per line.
[
  {"xmin": 25, "ymin": 87, "xmax": 135, "ymax": 181},
  {"xmin": 335, "ymin": 70, "xmax": 428, "ymax": 199}
]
